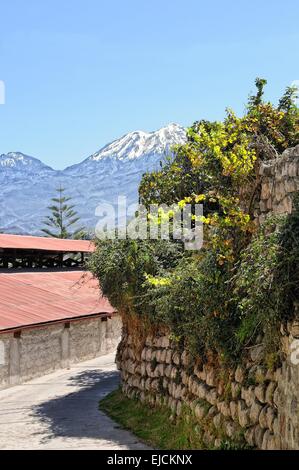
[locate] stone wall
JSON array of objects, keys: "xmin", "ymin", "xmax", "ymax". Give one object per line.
[
  {"xmin": 257, "ymin": 144, "xmax": 299, "ymax": 224},
  {"xmin": 0, "ymin": 314, "xmax": 121, "ymax": 389},
  {"xmin": 116, "ymin": 145, "xmax": 299, "ymax": 450},
  {"xmin": 116, "ymin": 317, "xmax": 299, "ymax": 450}
]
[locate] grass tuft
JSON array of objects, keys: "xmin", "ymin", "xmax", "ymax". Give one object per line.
[{"xmin": 99, "ymin": 389, "xmax": 204, "ymax": 450}]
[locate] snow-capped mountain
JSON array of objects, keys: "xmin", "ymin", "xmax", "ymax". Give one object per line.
[
  {"xmin": 0, "ymin": 123, "xmax": 186, "ymax": 235},
  {"xmin": 0, "ymin": 152, "xmax": 54, "ymax": 175}
]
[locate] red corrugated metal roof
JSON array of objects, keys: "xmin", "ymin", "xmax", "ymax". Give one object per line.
[
  {"xmin": 0, "ymin": 234, "xmax": 95, "ymax": 253},
  {"xmin": 0, "ymin": 271, "xmax": 115, "ymax": 332}
]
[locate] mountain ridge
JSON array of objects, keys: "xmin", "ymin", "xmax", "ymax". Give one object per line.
[{"xmin": 0, "ymin": 123, "xmax": 186, "ymax": 235}]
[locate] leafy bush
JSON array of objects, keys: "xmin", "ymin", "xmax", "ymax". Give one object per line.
[
  {"xmin": 140, "ymin": 79, "xmax": 298, "ymax": 264},
  {"xmin": 88, "ymin": 79, "xmax": 299, "ymax": 364},
  {"xmin": 144, "ymin": 252, "xmax": 237, "ymax": 359},
  {"xmin": 87, "ymin": 238, "xmax": 184, "ymax": 315},
  {"xmin": 234, "ymin": 195, "xmax": 299, "ymax": 354},
  {"xmin": 144, "ymin": 197, "xmax": 299, "ymax": 360}
]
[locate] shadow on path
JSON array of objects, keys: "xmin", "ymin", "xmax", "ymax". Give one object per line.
[{"xmin": 31, "ymin": 368, "xmax": 135, "ymax": 446}]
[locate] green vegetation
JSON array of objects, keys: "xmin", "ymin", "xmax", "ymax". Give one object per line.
[
  {"xmin": 99, "ymin": 389, "xmax": 249, "ymax": 449},
  {"xmin": 234, "ymin": 203, "xmax": 299, "ymax": 355},
  {"xmin": 100, "ymin": 389, "xmax": 202, "ymax": 449},
  {"xmin": 89, "ymin": 79, "xmax": 299, "ymax": 364},
  {"xmin": 42, "ymin": 186, "xmax": 85, "ymax": 239},
  {"xmin": 87, "ymin": 238, "xmax": 184, "ymax": 316}
]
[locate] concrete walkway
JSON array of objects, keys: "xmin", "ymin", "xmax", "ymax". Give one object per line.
[{"xmin": 0, "ymin": 352, "xmax": 149, "ymax": 450}]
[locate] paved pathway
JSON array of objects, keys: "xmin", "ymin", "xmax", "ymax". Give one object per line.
[{"xmin": 0, "ymin": 352, "xmax": 149, "ymax": 449}]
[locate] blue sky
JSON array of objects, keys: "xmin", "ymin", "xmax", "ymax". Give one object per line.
[{"xmin": 0, "ymin": 0, "xmax": 298, "ymax": 169}]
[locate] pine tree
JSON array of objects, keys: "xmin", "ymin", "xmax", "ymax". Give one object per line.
[{"xmin": 42, "ymin": 186, "xmax": 84, "ymax": 239}]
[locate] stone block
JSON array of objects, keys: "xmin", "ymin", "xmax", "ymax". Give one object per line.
[
  {"xmin": 273, "ymin": 387, "xmax": 283, "ymax": 408},
  {"xmin": 214, "ymin": 438, "xmax": 222, "ymax": 449},
  {"xmin": 231, "ymin": 381, "xmax": 241, "ymax": 400},
  {"xmin": 225, "ymin": 420, "xmax": 239, "ymax": 438},
  {"xmin": 290, "ymin": 320, "xmax": 299, "ymax": 338},
  {"xmin": 172, "ymin": 351, "xmax": 181, "ymax": 366},
  {"xmin": 180, "ymin": 386, "xmax": 187, "ymax": 399},
  {"xmin": 197, "ymin": 382, "xmax": 209, "ymax": 399},
  {"xmin": 151, "ymin": 379, "xmax": 159, "ymax": 391},
  {"xmin": 207, "ymin": 405, "xmax": 218, "ymax": 418},
  {"xmin": 145, "ymin": 348, "xmax": 152, "ymax": 362},
  {"xmin": 213, "ymin": 413, "xmax": 222, "ymax": 428},
  {"xmin": 285, "ymin": 178, "xmax": 297, "ymax": 193},
  {"xmin": 195, "ymin": 363, "xmax": 206, "ymax": 381},
  {"xmin": 259, "ymin": 163, "xmax": 274, "ymax": 177},
  {"xmin": 254, "ymin": 384, "xmax": 266, "ymax": 404},
  {"xmin": 160, "ymin": 336, "xmax": 170, "ymax": 348},
  {"xmin": 217, "ymin": 381, "xmax": 224, "ymax": 396},
  {"xmin": 206, "ymin": 367, "xmax": 217, "ymax": 387},
  {"xmin": 174, "ymin": 384, "xmax": 182, "ymax": 400},
  {"xmin": 275, "ymin": 182, "xmax": 286, "ymax": 201},
  {"xmin": 259, "ymin": 200, "xmax": 267, "ymax": 212},
  {"xmin": 217, "ymin": 401, "xmax": 231, "ymax": 418},
  {"xmin": 244, "ymin": 426, "xmax": 255, "ymax": 446},
  {"xmin": 154, "ymin": 363, "xmax": 164, "ymax": 377},
  {"xmin": 272, "ymin": 417, "xmax": 279, "ymax": 435},
  {"xmin": 145, "ymin": 335, "xmax": 153, "ymax": 346},
  {"xmin": 155, "ymin": 349, "xmax": 161, "ymax": 362},
  {"xmin": 195, "ymin": 403, "xmax": 208, "ymax": 420},
  {"xmin": 170, "ymin": 366, "xmax": 178, "ymax": 380},
  {"xmin": 141, "ymin": 347, "xmax": 147, "ymax": 361},
  {"xmin": 266, "ymin": 407, "xmax": 275, "ymax": 432},
  {"xmin": 181, "ymin": 350, "xmax": 192, "ymax": 367},
  {"xmin": 140, "ymin": 361, "xmax": 146, "ymax": 376},
  {"xmin": 164, "ymin": 364, "xmax": 172, "ymax": 378},
  {"xmin": 265, "ymin": 382, "xmax": 276, "ymax": 404},
  {"xmin": 254, "ymin": 425, "xmax": 265, "ymax": 449},
  {"xmin": 206, "ymin": 388, "xmax": 218, "ymax": 405},
  {"xmin": 126, "ymin": 359, "xmax": 135, "ymax": 374},
  {"xmin": 145, "ymin": 377, "xmax": 151, "ymax": 391},
  {"xmin": 261, "ymin": 429, "xmax": 271, "ymax": 450},
  {"xmin": 181, "ymin": 370, "xmax": 189, "ymax": 385},
  {"xmin": 146, "ymin": 362, "xmax": 153, "ymax": 377},
  {"xmin": 140, "ymin": 378, "xmax": 145, "ymax": 390},
  {"xmin": 165, "ymin": 349, "xmax": 172, "ymax": 364},
  {"xmin": 266, "ymin": 197, "xmax": 273, "ymax": 210},
  {"xmin": 261, "ymin": 181, "xmax": 271, "ymax": 199},
  {"xmin": 230, "ymin": 401, "xmax": 238, "ymax": 421},
  {"xmin": 160, "ymin": 349, "xmax": 167, "ymax": 363},
  {"xmin": 241, "ymin": 386, "xmax": 255, "ymax": 407},
  {"xmin": 258, "ymin": 406, "xmax": 268, "ymax": 429},
  {"xmin": 237, "ymin": 400, "xmax": 250, "ymax": 428},
  {"xmin": 249, "ymin": 400, "xmax": 263, "ymax": 425},
  {"xmin": 288, "ymin": 162, "xmax": 298, "ymax": 178}
]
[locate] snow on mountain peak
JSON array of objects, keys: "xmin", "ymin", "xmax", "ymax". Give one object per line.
[
  {"xmin": 88, "ymin": 123, "xmax": 186, "ymax": 162},
  {"xmin": 0, "ymin": 123, "xmax": 187, "ymax": 235},
  {"xmin": 0, "ymin": 152, "xmax": 53, "ymax": 172},
  {"xmin": 0, "ymin": 152, "xmax": 30, "ymax": 168}
]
